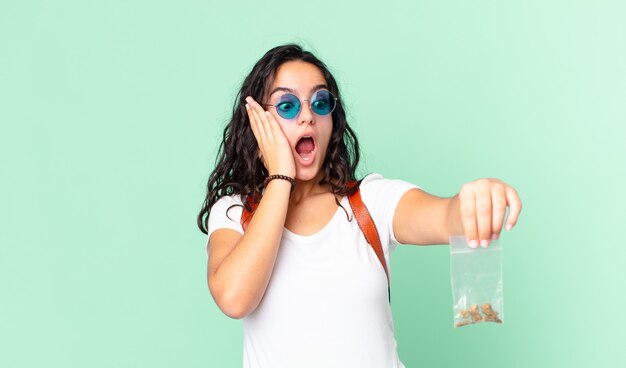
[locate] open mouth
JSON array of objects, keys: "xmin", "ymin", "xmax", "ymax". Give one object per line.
[{"xmin": 295, "ymin": 136, "xmax": 315, "ymax": 161}]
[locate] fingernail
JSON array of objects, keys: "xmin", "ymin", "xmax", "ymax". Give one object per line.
[
  {"xmin": 469, "ymin": 240, "xmax": 478, "ymax": 248},
  {"xmin": 245, "ymin": 103, "xmax": 249, "ymax": 109},
  {"xmin": 506, "ymin": 224, "xmax": 513, "ymax": 231},
  {"xmin": 480, "ymin": 239, "xmax": 490, "ymax": 247},
  {"xmin": 491, "ymin": 233, "xmax": 498, "ymax": 240}
]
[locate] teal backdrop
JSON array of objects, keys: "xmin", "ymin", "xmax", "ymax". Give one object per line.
[{"xmin": 2, "ymin": 0, "xmax": 625, "ymax": 367}]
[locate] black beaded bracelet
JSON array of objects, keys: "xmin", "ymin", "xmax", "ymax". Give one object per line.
[{"xmin": 263, "ymin": 174, "xmax": 295, "ymax": 189}]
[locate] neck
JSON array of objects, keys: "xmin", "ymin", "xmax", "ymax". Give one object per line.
[{"xmin": 289, "ymin": 171, "xmax": 329, "ymax": 205}]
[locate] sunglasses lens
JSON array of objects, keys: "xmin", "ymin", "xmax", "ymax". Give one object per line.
[
  {"xmin": 276, "ymin": 94, "xmax": 301, "ymax": 119},
  {"xmin": 311, "ymin": 90, "xmax": 336, "ymax": 116}
]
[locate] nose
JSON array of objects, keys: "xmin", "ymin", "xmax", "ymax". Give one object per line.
[{"xmin": 298, "ymin": 101, "xmax": 315, "ymax": 125}]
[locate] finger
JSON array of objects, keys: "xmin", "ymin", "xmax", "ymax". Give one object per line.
[
  {"xmin": 491, "ymin": 183, "xmax": 507, "ymax": 240},
  {"xmin": 261, "ymin": 111, "xmax": 275, "ymax": 143},
  {"xmin": 265, "ymin": 110, "xmax": 285, "ymax": 144},
  {"xmin": 459, "ymin": 188, "xmax": 479, "ymax": 248},
  {"xmin": 249, "ymin": 104, "xmax": 267, "ymax": 142},
  {"xmin": 248, "ymin": 100, "xmax": 274, "ymax": 144},
  {"xmin": 247, "ymin": 108, "xmax": 263, "ymax": 157},
  {"xmin": 246, "ymin": 96, "xmax": 263, "ymax": 110},
  {"xmin": 259, "ymin": 110, "xmax": 276, "ymax": 145},
  {"xmin": 246, "ymin": 97, "xmax": 268, "ymax": 124},
  {"xmin": 475, "ymin": 184, "xmax": 493, "ymax": 247},
  {"xmin": 246, "ymin": 104, "xmax": 261, "ymax": 143},
  {"xmin": 264, "ymin": 110, "xmax": 276, "ymax": 130},
  {"xmin": 504, "ymin": 186, "xmax": 523, "ymax": 231}
]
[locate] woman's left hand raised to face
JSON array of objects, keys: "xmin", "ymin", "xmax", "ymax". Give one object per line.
[{"xmin": 456, "ymin": 178, "xmax": 522, "ymax": 248}]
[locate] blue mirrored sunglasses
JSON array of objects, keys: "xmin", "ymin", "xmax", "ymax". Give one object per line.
[{"xmin": 263, "ymin": 90, "xmax": 338, "ymax": 120}]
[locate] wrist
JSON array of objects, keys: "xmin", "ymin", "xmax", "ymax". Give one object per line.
[
  {"xmin": 446, "ymin": 194, "xmax": 463, "ymax": 236},
  {"xmin": 264, "ymin": 174, "xmax": 295, "ymax": 191},
  {"xmin": 269, "ymin": 168, "xmax": 296, "ymax": 178}
]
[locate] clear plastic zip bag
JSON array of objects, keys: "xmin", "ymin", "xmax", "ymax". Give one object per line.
[{"xmin": 449, "ymin": 235, "xmax": 504, "ymax": 328}]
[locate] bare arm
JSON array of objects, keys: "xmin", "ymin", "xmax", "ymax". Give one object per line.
[
  {"xmin": 393, "ymin": 188, "xmax": 452, "ymax": 245},
  {"xmin": 207, "ymin": 179, "xmax": 291, "ymax": 319},
  {"xmin": 208, "ymin": 95, "xmax": 297, "ymax": 318},
  {"xmin": 393, "ymin": 179, "xmax": 522, "ymax": 247}
]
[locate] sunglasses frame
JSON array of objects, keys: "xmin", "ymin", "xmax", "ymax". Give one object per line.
[{"xmin": 262, "ymin": 90, "xmax": 339, "ymax": 120}]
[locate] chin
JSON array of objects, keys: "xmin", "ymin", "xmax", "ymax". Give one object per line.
[{"xmin": 295, "ymin": 166, "xmax": 323, "ymax": 182}]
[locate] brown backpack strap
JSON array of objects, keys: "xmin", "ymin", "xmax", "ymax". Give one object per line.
[
  {"xmin": 240, "ymin": 195, "xmax": 258, "ymax": 232},
  {"xmin": 347, "ymin": 181, "xmax": 391, "ymax": 304},
  {"xmin": 239, "ymin": 182, "xmax": 391, "ymax": 304}
]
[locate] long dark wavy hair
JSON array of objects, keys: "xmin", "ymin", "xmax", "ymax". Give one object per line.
[{"xmin": 197, "ymin": 44, "xmax": 362, "ymax": 235}]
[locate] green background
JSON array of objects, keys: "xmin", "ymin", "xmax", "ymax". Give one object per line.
[{"xmin": 2, "ymin": 0, "xmax": 624, "ymax": 367}]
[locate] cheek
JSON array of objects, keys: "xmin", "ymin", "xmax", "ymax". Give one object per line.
[
  {"xmin": 317, "ymin": 132, "xmax": 333, "ymax": 157},
  {"xmin": 322, "ymin": 123, "xmax": 333, "ymax": 147}
]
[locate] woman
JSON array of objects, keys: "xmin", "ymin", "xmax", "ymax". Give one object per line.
[{"xmin": 197, "ymin": 44, "xmax": 522, "ymax": 368}]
